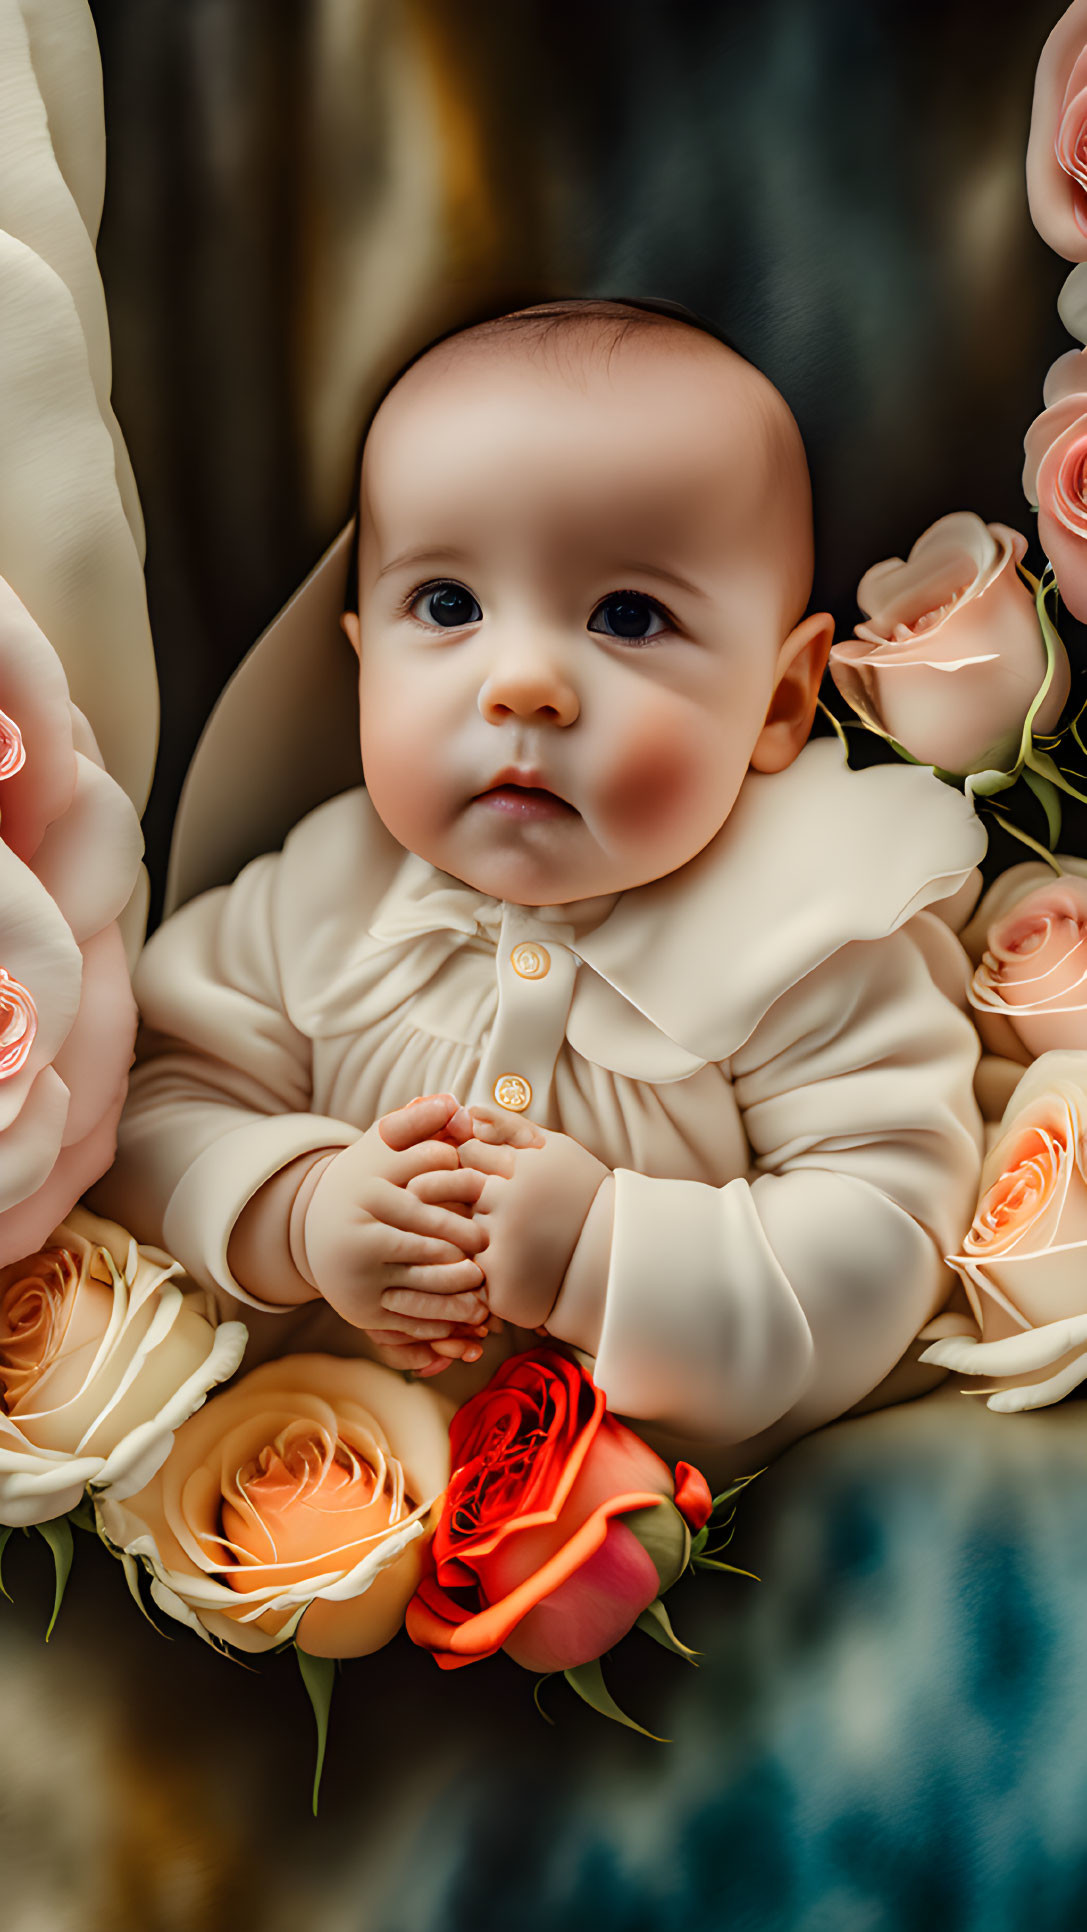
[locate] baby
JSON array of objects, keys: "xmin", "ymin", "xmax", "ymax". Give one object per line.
[{"xmin": 102, "ymin": 299, "xmax": 986, "ymax": 1462}]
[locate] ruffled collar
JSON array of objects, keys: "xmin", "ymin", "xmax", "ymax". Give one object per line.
[{"xmin": 361, "ymin": 738, "xmax": 985, "ymax": 1065}]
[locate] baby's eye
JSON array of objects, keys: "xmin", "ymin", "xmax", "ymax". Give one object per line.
[
  {"xmin": 410, "ymin": 581, "xmax": 482, "ymax": 628},
  {"xmin": 587, "ymin": 592, "xmax": 670, "ymax": 642}
]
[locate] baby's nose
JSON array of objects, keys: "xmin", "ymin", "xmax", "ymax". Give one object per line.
[{"xmin": 477, "ymin": 638, "xmax": 579, "ymax": 727}]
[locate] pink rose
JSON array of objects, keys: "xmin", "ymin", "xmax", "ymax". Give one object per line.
[
  {"xmin": 1023, "ymin": 349, "xmax": 1087, "ymax": 622},
  {"xmin": 919, "ymin": 1054, "xmax": 1087, "ymax": 1410},
  {"xmin": 0, "ymin": 579, "xmax": 142, "ymax": 1266},
  {"xmin": 828, "ymin": 514, "xmax": 1068, "ymax": 773},
  {"xmin": 962, "ymin": 861, "xmax": 1087, "ymax": 1062},
  {"xmin": 1027, "ymin": 0, "xmax": 1087, "ymax": 260}
]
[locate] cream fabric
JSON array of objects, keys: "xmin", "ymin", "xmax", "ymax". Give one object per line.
[{"xmin": 101, "ymin": 739, "xmax": 987, "ymax": 1452}]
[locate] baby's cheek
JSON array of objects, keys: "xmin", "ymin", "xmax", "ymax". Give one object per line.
[{"xmin": 597, "ymin": 713, "xmax": 717, "ymax": 847}]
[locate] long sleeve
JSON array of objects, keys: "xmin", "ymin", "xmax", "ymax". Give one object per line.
[
  {"xmin": 567, "ymin": 914, "xmax": 983, "ymax": 1445},
  {"xmin": 95, "ymin": 851, "xmax": 359, "ymax": 1307}
]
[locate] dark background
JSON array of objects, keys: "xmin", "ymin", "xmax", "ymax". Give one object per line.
[{"xmin": 87, "ymin": 0, "xmax": 1075, "ymax": 910}]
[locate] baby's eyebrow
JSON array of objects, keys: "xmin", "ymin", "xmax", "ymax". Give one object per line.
[
  {"xmin": 376, "ymin": 544, "xmax": 474, "ymax": 581},
  {"xmin": 611, "ymin": 563, "xmax": 709, "ymax": 602}
]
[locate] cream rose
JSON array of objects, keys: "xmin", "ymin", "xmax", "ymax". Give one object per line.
[
  {"xmin": 962, "ymin": 859, "xmax": 1087, "ymax": 1062},
  {"xmin": 1023, "ymin": 349, "xmax": 1087, "ymax": 624},
  {"xmin": 1027, "ymin": 0, "xmax": 1087, "ymax": 261},
  {"xmin": 0, "ymin": 1207, "xmax": 246, "ymax": 1525},
  {"xmin": 96, "ymin": 1355, "xmax": 452, "ymax": 1659},
  {"xmin": 919, "ymin": 1052, "xmax": 1087, "ymax": 1409},
  {"xmin": 0, "ymin": 578, "xmax": 143, "ymax": 1267},
  {"xmin": 828, "ymin": 514, "xmax": 1068, "ymax": 774}
]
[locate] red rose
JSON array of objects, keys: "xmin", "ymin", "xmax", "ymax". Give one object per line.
[{"xmin": 406, "ymin": 1348, "xmax": 704, "ymax": 1674}]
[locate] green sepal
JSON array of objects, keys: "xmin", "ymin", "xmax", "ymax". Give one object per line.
[
  {"xmin": 36, "ymin": 1516, "xmax": 73, "ymax": 1641},
  {"xmin": 563, "ymin": 1658, "xmax": 669, "ymax": 1741},
  {"xmin": 688, "ymin": 1525, "xmax": 708, "ymax": 1562},
  {"xmin": 296, "ymin": 1646, "xmax": 336, "ymax": 1815},
  {"xmin": 1021, "ymin": 765, "xmax": 1063, "ymax": 847},
  {"xmin": 636, "ymin": 1597, "xmax": 699, "ymax": 1663},
  {"xmin": 0, "ymin": 1525, "xmax": 13, "ymax": 1602},
  {"xmin": 692, "ymin": 1553, "xmax": 760, "ymax": 1580},
  {"xmin": 623, "ymin": 1501, "xmax": 690, "ymax": 1594},
  {"xmin": 709, "ymin": 1468, "xmax": 764, "ymax": 1515},
  {"xmin": 984, "ymin": 808, "xmax": 1064, "ymax": 874},
  {"xmin": 67, "ymin": 1494, "xmax": 96, "ymax": 1535},
  {"xmin": 532, "ymin": 1673, "xmax": 557, "ymax": 1725}
]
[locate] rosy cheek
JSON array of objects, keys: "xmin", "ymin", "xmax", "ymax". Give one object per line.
[{"xmin": 595, "ymin": 713, "xmax": 723, "ymax": 844}]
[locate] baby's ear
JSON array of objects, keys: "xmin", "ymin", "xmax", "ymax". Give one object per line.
[
  {"xmin": 340, "ymin": 610, "xmax": 362, "ymax": 658},
  {"xmin": 750, "ymin": 611, "xmax": 834, "ymax": 774}
]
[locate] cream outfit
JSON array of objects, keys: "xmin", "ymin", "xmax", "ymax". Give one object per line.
[{"xmin": 101, "ymin": 739, "xmax": 986, "ymax": 1456}]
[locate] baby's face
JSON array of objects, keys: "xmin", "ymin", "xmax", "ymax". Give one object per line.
[{"xmin": 348, "ymin": 329, "xmax": 825, "ymax": 906}]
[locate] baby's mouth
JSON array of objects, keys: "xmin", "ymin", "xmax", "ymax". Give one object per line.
[{"xmin": 473, "ymin": 774, "xmax": 577, "ymax": 819}]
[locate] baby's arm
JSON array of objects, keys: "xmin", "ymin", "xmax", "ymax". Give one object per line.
[
  {"xmin": 456, "ymin": 919, "xmax": 982, "ymax": 1450},
  {"xmin": 96, "ymin": 856, "xmax": 484, "ymax": 1368}
]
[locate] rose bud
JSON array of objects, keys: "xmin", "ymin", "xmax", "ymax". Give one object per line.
[{"xmin": 828, "ymin": 514, "xmax": 1068, "ymax": 775}]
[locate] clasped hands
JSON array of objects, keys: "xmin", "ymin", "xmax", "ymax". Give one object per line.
[{"xmin": 296, "ymin": 1092, "xmax": 610, "ymax": 1376}]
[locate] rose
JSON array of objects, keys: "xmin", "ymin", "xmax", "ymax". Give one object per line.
[
  {"xmin": 1027, "ymin": 0, "xmax": 1087, "ymax": 261},
  {"xmin": 0, "ymin": 578, "xmax": 143, "ymax": 1267},
  {"xmin": 1023, "ymin": 350, "xmax": 1087, "ymax": 624},
  {"xmin": 0, "ymin": 1207, "xmax": 246, "ymax": 1525},
  {"xmin": 405, "ymin": 1347, "xmax": 711, "ymax": 1674},
  {"xmin": 828, "ymin": 514, "xmax": 1068, "ymax": 774},
  {"xmin": 961, "ymin": 859, "xmax": 1087, "ymax": 1063},
  {"xmin": 919, "ymin": 1052, "xmax": 1087, "ymax": 1410},
  {"xmin": 96, "ymin": 1354, "xmax": 451, "ymax": 1658}
]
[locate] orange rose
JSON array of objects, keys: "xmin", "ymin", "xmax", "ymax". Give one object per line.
[
  {"xmin": 964, "ymin": 863, "xmax": 1087, "ymax": 1061},
  {"xmin": 406, "ymin": 1348, "xmax": 707, "ymax": 1674},
  {"xmin": 96, "ymin": 1354, "xmax": 451, "ymax": 1657},
  {"xmin": 919, "ymin": 1053, "xmax": 1087, "ymax": 1408}
]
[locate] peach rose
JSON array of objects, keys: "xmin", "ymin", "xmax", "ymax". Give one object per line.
[
  {"xmin": 962, "ymin": 860, "xmax": 1087, "ymax": 1062},
  {"xmin": 919, "ymin": 1052, "xmax": 1087, "ymax": 1409},
  {"xmin": 1027, "ymin": 0, "xmax": 1087, "ymax": 260},
  {"xmin": 1023, "ymin": 349, "xmax": 1087, "ymax": 624},
  {"xmin": 0, "ymin": 1207, "xmax": 246, "ymax": 1525},
  {"xmin": 0, "ymin": 578, "xmax": 143, "ymax": 1267},
  {"xmin": 828, "ymin": 514, "xmax": 1068, "ymax": 774},
  {"xmin": 95, "ymin": 1355, "xmax": 452, "ymax": 1658}
]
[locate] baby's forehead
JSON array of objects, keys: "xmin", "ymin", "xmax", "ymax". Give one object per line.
[{"xmin": 360, "ymin": 324, "xmax": 794, "ymax": 498}]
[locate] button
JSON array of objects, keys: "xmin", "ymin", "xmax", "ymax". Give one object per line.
[
  {"xmin": 510, "ymin": 941, "xmax": 550, "ymax": 980},
  {"xmin": 494, "ymin": 1073, "xmax": 532, "ymax": 1111}
]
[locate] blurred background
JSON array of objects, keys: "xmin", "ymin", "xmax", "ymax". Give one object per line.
[
  {"xmin": 87, "ymin": 0, "xmax": 1074, "ymax": 912},
  {"xmin": 6, "ymin": 4, "xmax": 1078, "ymax": 1927}
]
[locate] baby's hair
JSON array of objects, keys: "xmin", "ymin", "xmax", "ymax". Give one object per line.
[{"xmin": 341, "ymin": 295, "xmax": 746, "ymax": 615}]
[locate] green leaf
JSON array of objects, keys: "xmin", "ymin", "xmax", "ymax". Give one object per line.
[
  {"xmin": 0, "ymin": 1525, "xmax": 13, "ymax": 1602},
  {"xmin": 636, "ymin": 1597, "xmax": 699, "ymax": 1663},
  {"xmin": 563, "ymin": 1659, "xmax": 669, "ymax": 1740},
  {"xmin": 36, "ymin": 1516, "xmax": 73, "ymax": 1642},
  {"xmin": 688, "ymin": 1526, "xmax": 708, "ymax": 1561},
  {"xmin": 296, "ymin": 1646, "xmax": 336, "ymax": 1815},
  {"xmin": 1021, "ymin": 765, "xmax": 1063, "ymax": 847},
  {"xmin": 532, "ymin": 1674, "xmax": 557, "ymax": 1725},
  {"xmin": 710, "ymin": 1469, "xmax": 764, "ymax": 1516},
  {"xmin": 1025, "ymin": 746, "xmax": 1087, "ymax": 807}
]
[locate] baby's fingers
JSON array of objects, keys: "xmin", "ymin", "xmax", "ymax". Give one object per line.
[
  {"xmin": 406, "ymin": 1167, "xmax": 486, "ymax": 1210},
  {"xmin": 382, "ymin": 1285, "xmax": 491, "ymax": 1324},
  {"xmin": 375, "ymin": 1177, "xmax": 488, "ymax": 1254},
  {"xmin": 379, "ymin": 1094, "xmax": 462, "ymax": 1151},
  {"xmin": 465, "ymin": 1103, "xmax": 545, "ymax": 1150}
]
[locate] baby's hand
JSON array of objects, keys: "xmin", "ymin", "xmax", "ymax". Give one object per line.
[
  {"xmin": 436, "ymin": 1105, "xmax": 610, "ymax": 1332},
  {"xmin": 300, "ymin": 1095, "xmax": 490, "ymax": 1369}
]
